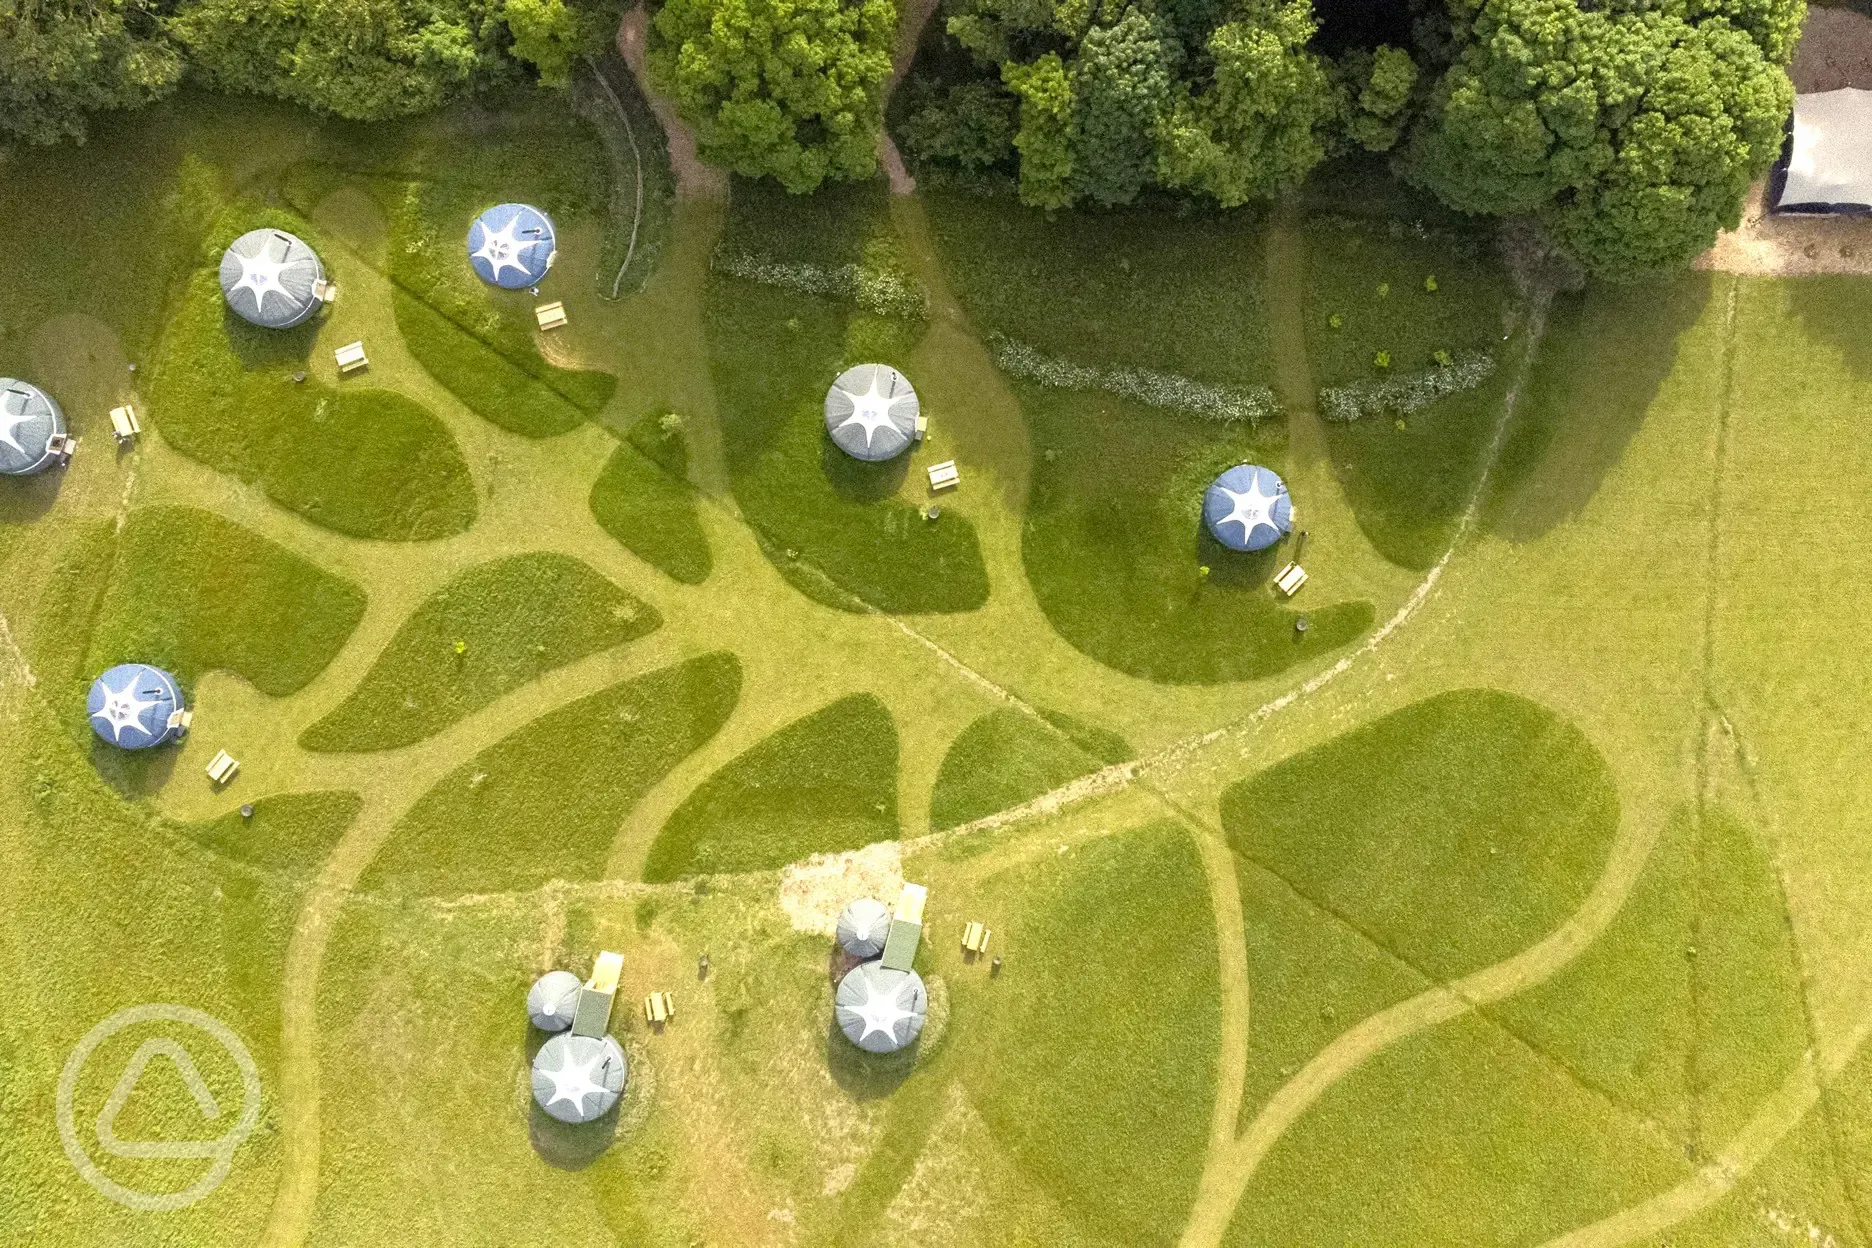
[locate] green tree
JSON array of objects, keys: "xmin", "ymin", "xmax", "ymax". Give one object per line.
[
  {"xmin": 0, "ymin": 0, "xmax": 183, "ymax": 144},
  {"xmin": 167, "ymin": 0, "xmax": 504, "ymax": 121},
  {"xmin": 1403, "ymin": 0, "xmax": 1795, "ymax": 277},
  {"xmin": 1337, "ymin": 42, "xmax": 1418, "ymax": 153},
  {"xmin": 504, "ymin": 0, "xmax": 582, "ymax": 88},
  {"xmin": 648, "ymin": 0, "xmax": 896, "ymax": 193}
]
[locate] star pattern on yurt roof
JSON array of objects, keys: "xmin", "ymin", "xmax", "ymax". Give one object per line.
[
  {"xmin": 834, "ymin": 373, "xmax": 903, "ymax": 452},
  {"xmin": 536, "ymin": 1041, "xmax": 616, "ymax": 1116},
  {"xmin": 1215, "ymin": 474, "xmax": 1281, "ymax": 544},
  {"xmin": 845, "ymin": 975, "xmax": 917, "ymax": 1045},
  {"xmin": 90, "ymin": 673, "xmax": 158, "ymax": 745},
  {"xmin": 229, "ymin": 241, "xmax": 293, "ymax": 316},
  {"xmin": 470, "ymin": 214, "xmax": 535, "ymax": 287},
  {"xmin": 0, "ymin": 392, "xmax": 35, "ymax": 458}
]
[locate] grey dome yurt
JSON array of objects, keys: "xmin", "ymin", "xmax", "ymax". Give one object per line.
[
  {"xmin": 836, "ymin": 898, "xmax": 891, "ymax": 959},
  {"xmin": 527, "ymin": 970, "xmax": 584, "ymax": 1032},
  {"xmin": 835, "ymin": 962, "xmax": 928, "ymax": 1054},
  {"xmin": 824, "ymin": 364, "xmax": 919, "ymax": 462},
  {"xmin": 219, "ymin": 230, "xmax": 330, "ymax": 329},
  {"xmin": 87, "ymin": 664, "xmax": 188, "ymax": 750},
  {"xmin": 1202, "ymin": 464, "xmax": 1293, "ymax": 553},
  {"xmin": 467, "ymin": 203, "xmax": 557, "ymax": 289},
  {"xmin": 530, "ymin": 1032, "xmax": 627, "ymax": 1124},
  {"xmin": 0, "ymin": 379, "xmax": 69, "ymax": 476}
]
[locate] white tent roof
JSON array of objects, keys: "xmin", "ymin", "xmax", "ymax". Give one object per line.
[{"xmin": 1779, "ymin": 89, "xmax": 1872, "ymax": 212}]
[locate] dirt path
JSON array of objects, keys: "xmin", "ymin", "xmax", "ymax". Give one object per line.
[
  {"xmin": 878, "ymin": 0, "xmax": 940, "ymax": 194},
  {"xmin": 617, "ymin": 5, "xmax": 727, "ymax": 201}
]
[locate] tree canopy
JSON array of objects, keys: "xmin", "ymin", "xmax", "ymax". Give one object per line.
[
  {"xmin": 647, "ymin": 0, "xmax": 897, "ymax": 192},
  {"xmin": 0, "ymin": 1, "xmax": 183, "ymax": 144}
]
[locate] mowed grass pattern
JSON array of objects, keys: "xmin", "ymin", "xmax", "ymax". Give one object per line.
[
  {"xmin": 85, "ymin": 505, "xmax": 366, "ymax": 696},
  {"xmin": 303, "ymin": 553, "xmax": 659, "ymax": 752},
  {"xmin": 706, "ymin": 180, "xmax": 989, "ymax": 614},
  {"xmin": 928, "ymin": 707, "xmax": 1130, "ymax": 831},
  {"xmin": 588, "ymin": 415, "xmax": 712, "ymax": 585},
  {"xmin": 172, "ymin": 790, "xmax": 363, "ymax": 877},
  {"xmin": 957, "ymin": 821, "xmax": 1220, "ymax": 1246},
  {"xmin": 1222, "ymin": 688, "xmax": 1620, "ymax": 980},
  {"xmin": 644, "ymin": 692, "xmax": 899, "ymax": 880},
  {"xmin": 150, "ymin": 211, "xmax": 478, "ymax": 541},
  {"xmin": 363, "ymin": 654, "xmax": 741, "ymax": 896}
]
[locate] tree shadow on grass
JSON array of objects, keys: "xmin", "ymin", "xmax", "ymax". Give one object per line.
[
  {"xmin": 1484, "ymin": 274, "xmax": 1713, "ymax": 542},
  {"xmin": 821, "ymin": 435, "xmax": 911, "ymax": 503},
  {"xmin": 1784, "ymin": 273, "xmax": 1872, "ymax": 383},
  {"xmin": 826, "ymin": 1018, "xmax": 919, "ymax": 1101}
]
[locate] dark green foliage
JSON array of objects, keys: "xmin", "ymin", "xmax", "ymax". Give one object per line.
[
  {"xmin": 943, "ymin": 0, "xmax": 1335, "ymax": 208},
  {"xmin": 648, "ymin": 0, "xmax": 895, "ymax": 192},
  {"xmin": 0, "ymin": 0, "xmax": 182, "ymax": 144},
  {"xmin": 1336, "ymin": 43, "xmax": 1418, "ymax": 153},
  {"xmin": 587, "ymin": 416, "xmax": 713, "ymax": 585},
  {"xmin": 364, "ymin": 654, "xmax": 742, "ymax": 895},
  {"xmin": 1403, "ymin": 0, "xmax": 1797, "ymax": 278},
  {"xmin": 1222, "ymin": 689, "xmax": 1621, "ymax": 980},
  {"xmin": 149, "ymin": 212, "xmax": 478, "ymax": 541},
  {"xmin": 84, "ymin": 505, "xmax": 367, "ymax": 696},
  {"xmin": 1037, "ymin": 708, "xmax": 1134, "ymax": 766},
  {"xmin": 173, "ymin": 790, "xmax": 362, "ymax": 875},
  {"xmin": 644, "ymin": 693, "xmax": 899, "ymax": 881},
  {"xmin": 302, "ymin": 553, "xmax": 661, "ymax": 752},
  {"xmin": 895, "ymin": 78, "xmax": 1018, "ymax": 171},
  {"xmin": 928, "ymin": 708, "xmax": 1129, "ymax": 831},
  {"xmin": 961, "ymin": 821, "xmax": 1218, "ymax": 1245}
]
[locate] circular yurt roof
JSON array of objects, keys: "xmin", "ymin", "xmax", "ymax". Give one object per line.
[
  {"xmin": 86, "ymin": 664, "xmax": 185, "ymax": 751},
  {"xmin": 835, "ymin": 962, "xmax": 928, "ymax": 1054},
  {"xmin": 835, "ymin": 898, "xmax": 891, "ymax": 958},
  {"xmin": 467, "ymin": 203, "xmax": 557, "ymax": 289},
  {"xmin": 531, "ymin": 1032, "xmax": 626, "ymax": 1124},
  {"xmin": 219, "ymin": 229, "xmax": 327, "ymax": 329},
  {"xmin": 0, "ymin": 379, "xmax": 67, "ymax": 477},
  {"xmin": 526, "ymin": 970, "xmax": 584, "ymax": 1032},
  {"xmin": 1202, "ymin": 464, "xmax": 1293, "ymax": 553},
  {"xmin": 824, "ymin": 364, "xmax": 919, "ymax": 462}
]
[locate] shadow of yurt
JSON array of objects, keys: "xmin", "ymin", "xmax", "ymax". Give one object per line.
[{"xmin": 528, "ymin": 1098, "xmax": 620, "ymax": 1171}]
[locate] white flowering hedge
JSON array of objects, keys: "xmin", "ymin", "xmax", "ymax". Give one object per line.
[
  {"xmin": 710, "ymin": 250, "xmax": 928, "ymax": 319},
  {"xmin": 988, "ymin": 334, "xmax": 1280, "ymax": 426},
  {"xmin": 1318, "ymin": 350, "xmax": 1496, "ymax": 424}
]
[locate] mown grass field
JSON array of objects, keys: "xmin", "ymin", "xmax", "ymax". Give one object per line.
[{"xmin": 1, "ymin": 68, "xmax": 1869, "ymax": 1248}]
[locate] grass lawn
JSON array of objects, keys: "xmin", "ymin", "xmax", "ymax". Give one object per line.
[
  {"xmin": 1018, "ymin": 382, "xmax": 1374, "ymax": 682},
  {"xmin": 0, "ymin": 700, "xmax": 299, "ymax": 1245},
  {"xmin": 1303, "ymin": 217, "xmax": 1518, "ymax": 569},
  {"xmin": 171, "ymin": 789, "xmax": 362, "ymax": 877},
  {"xmin": 706, "ymin": 180, "xmax": 989, "ymax": 614},
  {"xmin": 363, "ymin": 654, "xmax": 741, "ymax": 896},
  {"xmin": 587, "ymin": 415, "xmax": 712, "ymax": 585},
  {"xmin": 149, "ymin": 211, "xmax": 478, "ymax": 541},
  {"xmin": 1225, "ymin": 1011, "xmax": 1690, "ymax": 1246},
  {"xmin": 954, "ymin": 820, "xmax": 1219, "ymax": 1246},
  {"xmin": 1487, "ymin": 275, "xmax": 1715, "ymax": 542},
  {"xmin": 302, "ymin": 553, "xmax": 660, "ymax": 752},
  {"xmin": 927, "ymin": 707, "xmax": 1130, "ymax": 831},
  {"xmin": 643, "ymin": 693, "xmax": 900, "ymax": 881},
  {"xmin": 1222, "ymin": 688, "xmax": 1621, "ymax": 980},
  {"xmin": 83, "ymin": 505, "xmax": 366, "ymax": 697}
]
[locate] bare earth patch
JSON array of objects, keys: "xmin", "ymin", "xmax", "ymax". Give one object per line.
[{"xmin": 778, "ymin": 841, "xmax": 905, "ymax": 935}]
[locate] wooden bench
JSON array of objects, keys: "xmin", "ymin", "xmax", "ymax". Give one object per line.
[
  {"xmin": 962, "ymin": 921, "xmax": 992, "ymax": 955},
  {"xmin": 109, "ymin": 405, "xmax": 141, "ymax": 444},
  {"xmin": 334, "ymin": 341, "xmax": 368, "ymax": 374},
  {"xmin": 1273, "ymin": 562, "xmax": 1309, "ymax": 597},
  {"xmin": 205, "ymin": 750, "xmax": 240, "ymax": 785},
  {"xmin": 928, "ymin": 460, "xmax": 959, "ymax": 491},
  {"xmin": 644, "ymin": 990, "xmax": 675, "ymax": 1025},
  {"xmin": 535, "ymin": 301, "xmax": 568, "ymax": 331}
]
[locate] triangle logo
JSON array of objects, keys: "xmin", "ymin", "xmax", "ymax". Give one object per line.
[{"xmin": 94, "ymin": 1038, "xmax": 225, "ymax": 1160}]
